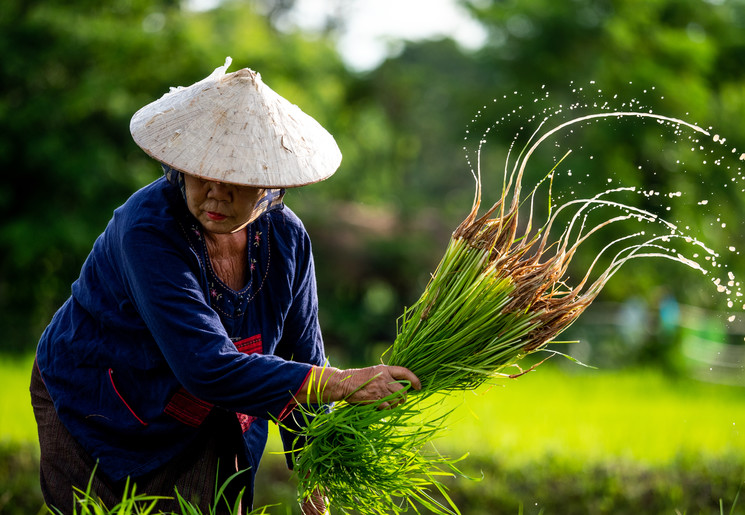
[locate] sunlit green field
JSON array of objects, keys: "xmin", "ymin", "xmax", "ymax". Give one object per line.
[
  {"xmin": 3, "ymin": 353, "xmax": 745, "ymax": 514},
  {"xmin": 5, "ymin": 353, "xmax": 744, "ymax": 464},
  {"xmin": 261, "ymin": 363, "xmax": 745, "ymax": 473},
  {"xmin": 260, "ymin": 363, "xmax": 745, "ymax": 513},
  {"xmin": 0, "ymin": 354, "xmax": 36, "ymax": 445},
  {"xmin": 438, "ymin": 366, "xmax": 745, "ymax": 465}
]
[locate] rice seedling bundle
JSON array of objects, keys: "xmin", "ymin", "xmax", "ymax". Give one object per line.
[{"xmin": 289, "ymin": 86, "xmax": 745, "ymax": 514}]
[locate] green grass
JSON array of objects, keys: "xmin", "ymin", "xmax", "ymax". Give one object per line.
[
  {"xmin": 267, "ymin": 364, "xmax": 745, "ymax": 466},
  {"xmin": 4, "ymin": 354, "xmax": 744, "ymax": 513},
  {"xmin": 0, "ymin": 353, "xmax": 37, "ymax": 445},
  {"xmin": 434, "ymin": 364, "xmax": 745, "ymax": 466},
  {"xmin": 8, "ymin": 353, "xmax": 743, "ymax": 464},
  {"xmin": 257, "ymin": 361, "xmax": 745, "ymax": 513}
]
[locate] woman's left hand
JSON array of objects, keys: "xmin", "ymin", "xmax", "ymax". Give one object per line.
[{"xmin": 301, "ymin": 487, "xmax": 329, "ymax": 514}]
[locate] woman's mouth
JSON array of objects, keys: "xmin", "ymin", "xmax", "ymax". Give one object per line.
[{"xmin": 206, "ymin": 211, "xmax": 227, "ymax": 221}]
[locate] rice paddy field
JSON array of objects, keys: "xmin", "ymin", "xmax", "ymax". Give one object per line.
[
  {"xmin": 259, "ymin": 359, "xmax": 745, "ymax": 513},
  {"xmin": 0, "ymin": 354, "xmax": 36, "ymax": 445},
  {"xmin": 3, "ymin": 353, "xmax": 744, "ymax": 514},
  {"xmin": 440, "ymin": 366, "xmax": 745, "ymax": 466}
]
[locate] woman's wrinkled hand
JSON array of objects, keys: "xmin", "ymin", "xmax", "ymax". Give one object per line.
[
  {"xmin": 297, "ymin": 364, "xmax": 421, "ymax": 408},
  {"xmin": 330, "ymin": 364, "xmax": 420, "ymax": 409},
  {"xmin": 300, "ymin": 487, "xmax": 328, "ymax": 514}
]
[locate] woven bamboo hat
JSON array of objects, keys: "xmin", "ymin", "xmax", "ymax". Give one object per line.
[{"xmin": 130, "ymin": 57, "xmax": 342, "ymax": 187}]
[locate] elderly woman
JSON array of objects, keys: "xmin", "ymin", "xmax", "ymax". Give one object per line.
[{"xmin": 31, "ymin": 59, "xmax": 419, "ymax": 514}]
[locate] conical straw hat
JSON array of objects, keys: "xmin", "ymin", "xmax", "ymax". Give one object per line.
[{"xmin": 130, "ymin": 57, "xmax": 342, "ymax": 187}]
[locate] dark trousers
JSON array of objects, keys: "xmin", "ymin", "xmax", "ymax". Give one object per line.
[{"xmin": 30, "ymin": 360, "xmax": 251, "ymax": 514}]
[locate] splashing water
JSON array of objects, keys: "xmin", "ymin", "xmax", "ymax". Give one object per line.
[
  {"xmin": 292, "ymin": 84, "xmax": 745, "ymax": 513},
  {"xmin": 462, "ymin": 82, "xmax": 745, "ymax": 329}
]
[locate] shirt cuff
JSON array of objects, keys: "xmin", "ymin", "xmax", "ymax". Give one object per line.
[{"xmin": 277, "ymin": 366, "xmax": 314, "ymax": 421}]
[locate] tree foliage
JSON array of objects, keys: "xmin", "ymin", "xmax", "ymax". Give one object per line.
[
  {"xmin": 1, "ymin": 0, "xmax": 744, "ymax": 361},
  {"xmin": 0, "ymin": 0, "xmax": 349, "ymax": 351},
  {"xmin": 358, "ymin": 0, "xmax": 745, "ymax": 314}
]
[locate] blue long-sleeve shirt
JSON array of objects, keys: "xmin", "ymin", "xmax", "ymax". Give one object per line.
[{"xmin": 36, "ymin": 176, "xmax": 325, "ymax": 481}]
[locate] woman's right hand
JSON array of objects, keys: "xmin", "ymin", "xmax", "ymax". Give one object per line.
[{"xmin": 297, "ymin": 364, "xmax": 421, "ymax": 408}]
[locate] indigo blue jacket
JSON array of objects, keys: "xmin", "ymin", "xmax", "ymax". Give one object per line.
[{"xmin": 35, "ymin": 177, "xmax": 325, "ymax": 482}]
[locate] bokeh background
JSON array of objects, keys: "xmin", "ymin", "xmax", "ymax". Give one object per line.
[{"xmin": 2, "ymin": 0, "xmax": 745, "ymax": 513}]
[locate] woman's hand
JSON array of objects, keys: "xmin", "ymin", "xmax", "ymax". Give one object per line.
[
  {"xmin": 297, "ymin": 364, "xmax": 421, "ymax": 408},
  {"xmin": 329, "ymin": 364, "xmax": 420, "ymax": 408},
  {"xmin": 300, "ymin": 487, "xmax": 328, "ymax": 514}
]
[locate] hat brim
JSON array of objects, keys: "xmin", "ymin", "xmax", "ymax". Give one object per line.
[{"xmin": 130, "ymin": 58, "xmax": 342, "ymax": 188}]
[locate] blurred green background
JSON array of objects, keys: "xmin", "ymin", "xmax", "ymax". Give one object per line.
[{"xmin": 2, "ymin": 0, "xmax": 745, "ymax": 513}]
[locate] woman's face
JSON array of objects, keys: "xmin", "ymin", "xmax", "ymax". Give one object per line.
[{"xmin": 183, "ymin": 174, "xmax": 266, "ymax": 235}]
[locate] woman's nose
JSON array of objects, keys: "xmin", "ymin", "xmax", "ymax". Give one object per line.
[{"xmin": 206, "ymin": 181, "xmax": 232, "ymax": 201}]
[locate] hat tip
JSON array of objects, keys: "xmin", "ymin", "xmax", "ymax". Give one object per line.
[{"xmin": 230, "ymin": 67, "xmax": 261, "ymax": 82}]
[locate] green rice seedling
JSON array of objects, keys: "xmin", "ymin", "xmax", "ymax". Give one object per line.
[
  {"xmin": 287, "ymin": 367, "xmax": 465, "ymax": 514},
  {"xmin": 291, "ymin": 98, "xmax": 741, "ymax": 514},
  {"xmin": 173, "ymin": 468, "xmax": 256, "ymax": 515},
  {"xmin": 386, "ymin": 109, "xmax": 727, "ymax": 393},
  {"xmin": 49, "ymin": 473, "xmax": 167, "ymax": 515},
  {"xmin": 50, "ymin": 466, "xmax": 270, "ymax": 515},
  {"xmin": 293, "ymin": 391, "xmax": 466, "ymax": 514},
  {"xmin": 719, "ymin": 483, "xmax": 742, "ymax": 515}
]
